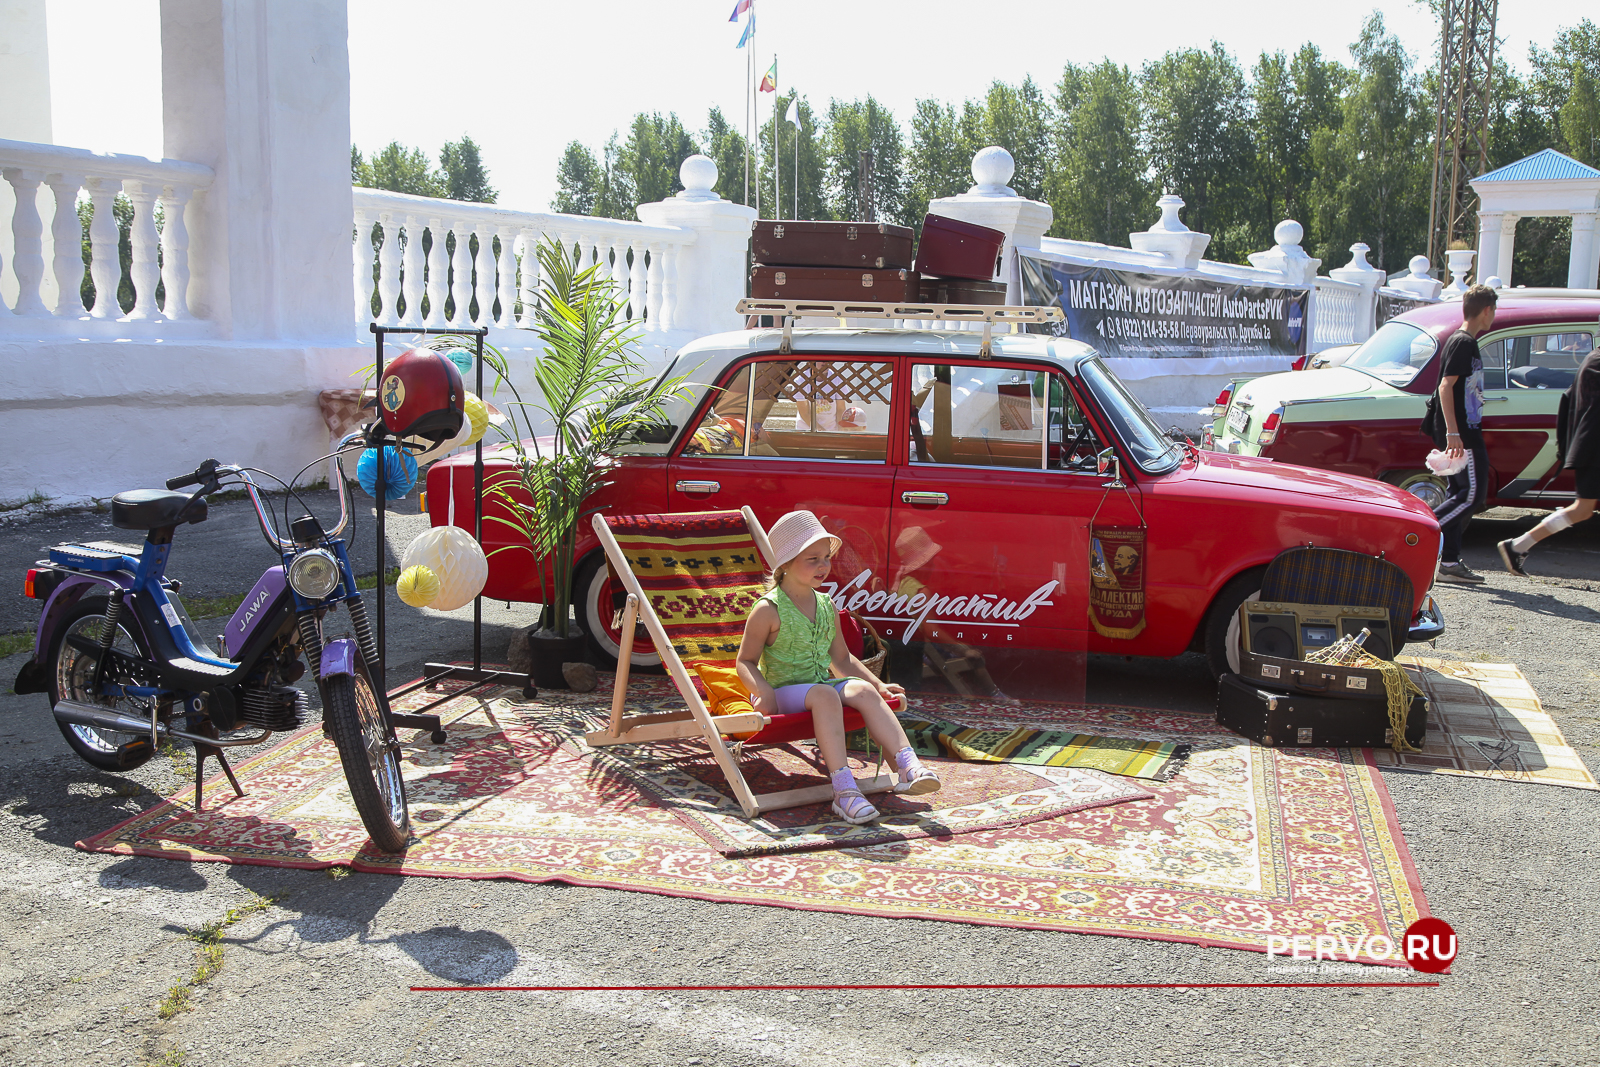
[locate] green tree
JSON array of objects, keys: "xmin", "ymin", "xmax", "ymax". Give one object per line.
[
  {"xmin": 1250, "ymin": 45, "xmax": 1349, "ymax": 252},
  {"xmin": 362, "ymin": 142, "xmax": 446, "ymax": 197},
  {"xmin": 352, "ymin": 145, "xmax": 373, "ymax": 186},
  {"xmin": 553, "ymin": 141, "xmax": 604, "ymax": 215},
  {"xmin": 979, "ymin": 77, "xmax": 1053, "ymax": 202},
  {"xmin": 821, "ymin": 96, "xmax": 904, "ymax": 224},
  {"xmin": 1308, "ymin": 13, "xmax": 1431, "ymax": 272},
  {"xmin": 616, "ymin": 112, "xmax": 700, "ymax": 217},
  {"xmin": 1140, "ymin": 43, "xmax": 1255, "ymax": 261},
  {"xmin": 756, "ymin": 94, "xmax": 827, "ymax": 220},
  {"xmin": 905, "ymin": 99, "xmax": 975, "ymax": 228},
  {"xmin": 1529, "ymin": 18, "xmax": 1600, "ymax": 166},
  {"xmin": 704, "ymin": 106, "xmax": 754, "ymax": 208},
  {"xmin": 440, "ymin": 135, "xmax": 497, "ymax": 203},
  {"xmin": 1047, "ymin": 60, "xmax": 1152, "ymax": 245}
]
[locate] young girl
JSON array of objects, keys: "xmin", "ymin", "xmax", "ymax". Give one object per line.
[{"xmin": 736, "ymin": 510, "xmax": 941, "ymax": 826}]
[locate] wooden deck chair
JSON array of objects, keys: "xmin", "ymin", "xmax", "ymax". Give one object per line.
[{"xmin": 586, "ymin": 506, "xmax": 896, "ymax": 819}]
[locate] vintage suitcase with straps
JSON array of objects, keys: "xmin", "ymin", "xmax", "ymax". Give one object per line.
[
  {"xmin": 751, "ymin": 220, "xmax": 915, "ymax": 270},
  {"xmin": 749, "ymin": 265, "xmax": 920, "ymax": 302}
]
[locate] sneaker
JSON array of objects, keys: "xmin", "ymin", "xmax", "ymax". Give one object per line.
[
  {"xmin": 830, "ymin": 789, "xmax": 880, "ymax": 826},
  {"xmin": 894, "ymin": 765, "xmax": 943, "ymax": 796},
  {"xmin": 1497, "ymin": 539, "xmax": 1529, "ymax": 577},
  {"xmin": 1436, "ymin": 560, "xmax": 1486, "ymax": 585}
]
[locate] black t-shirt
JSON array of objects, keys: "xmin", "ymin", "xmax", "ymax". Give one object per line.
[{"xmin": 1435, "ymin": 328, "xmax": 1485, "ymax": 449}]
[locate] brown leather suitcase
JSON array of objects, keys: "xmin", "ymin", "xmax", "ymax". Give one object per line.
[
  {"xmin": 915, "ymin": 214, "xmax": 1006, "ymax": 281},
  {"xmin": 752, "ymin": 220, "xmax": 914, "ymax": 270},
  {"xmin": 918, "ymin": 276, "xmax": 1007, "ymax": 305},
  {"xmin": 750, "ymin": 265, "xmax": 919, "ymax": 302}
]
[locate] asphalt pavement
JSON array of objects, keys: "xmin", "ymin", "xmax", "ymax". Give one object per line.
[{"xmin": 0, "ymin": 498, "xmax": 1597, "ymax": 1067}]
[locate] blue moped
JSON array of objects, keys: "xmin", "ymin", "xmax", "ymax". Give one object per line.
[{"xmin": 14, "ymin": 443, "xmax": 411, "ymax": 852}]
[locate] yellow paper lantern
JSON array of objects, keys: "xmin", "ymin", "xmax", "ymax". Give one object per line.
[
  {"xmin": 400, "ymin": 526, "xmax": 488, "ymax": 612},
  {"xmin": 396, "ymin": 564, "xmax": 440, "ymax": 608},
  {"xmin": 462, "ymin": 393, "xmax": 489, "ymax": 446}
]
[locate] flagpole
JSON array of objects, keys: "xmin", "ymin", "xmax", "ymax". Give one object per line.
[
  {"xmin": 774, "ymin": 75, "xmax": 781, "ymax": 221},
  {"xmin": 794, "ymin": 107, "xmax": 799, "ymax": 220},
  {"xmin": 743, "ymin": 37, "xmax": 750, "ymax": 208}
]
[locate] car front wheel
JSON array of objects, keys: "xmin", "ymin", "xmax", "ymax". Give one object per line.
[
  {"xmin": 1203, "ymin": 568, "xmax": 1266, "ymax": 680},
  {"xmin": 575, "ymin": 553, "xmax": 663, "ymax": 672}
]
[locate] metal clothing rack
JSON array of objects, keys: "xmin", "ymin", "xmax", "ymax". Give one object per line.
[{"xmin": 368, "ymin": 324, "xmax": 526, "ymax": 740}]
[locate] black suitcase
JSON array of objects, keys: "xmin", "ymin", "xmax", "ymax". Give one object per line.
[
  {"xmin": 1216, "ymin": 672, "xmax": 1427, "ymax": 748},
  {"xmin": 752, "ymin": 220, "xmax": 914, "ymax": 270}
]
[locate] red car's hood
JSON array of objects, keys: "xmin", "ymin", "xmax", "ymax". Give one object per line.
[{"xmin": 1190, "ymin": 451, "xmax": 1437, "ymax": 519}]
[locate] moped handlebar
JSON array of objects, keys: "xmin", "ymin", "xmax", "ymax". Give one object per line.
[{"xmin": 166, "ymin": 458, "xmax": 221, "ymax": 491}]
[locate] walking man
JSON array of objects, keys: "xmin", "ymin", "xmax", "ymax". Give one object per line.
[
  {"xmin": 1430, "ymin": 284, "xmax": 1497, "ymax": 584},
  {"xmin": 1497, "ymin": 334, "xmax": 1600, "ymax": 575}
]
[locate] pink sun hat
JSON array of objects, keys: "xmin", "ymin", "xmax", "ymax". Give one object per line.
[{"xmin": 766, "ymin": 510, "xmax": 842, "ymax": 570}]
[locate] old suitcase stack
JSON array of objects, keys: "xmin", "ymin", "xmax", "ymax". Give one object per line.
[
  {"xmin": 914, "ymin": 213, "xmax": 1008, "ymax": 305},
  {"xmin": 749, "ymin": 220, "xmax": 918, "ymax": 302}
]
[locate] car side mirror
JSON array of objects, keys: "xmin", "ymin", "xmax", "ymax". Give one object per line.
[{"xmin": 1097, "ymin": 446, "xmax": 1124, "ymax": 487}]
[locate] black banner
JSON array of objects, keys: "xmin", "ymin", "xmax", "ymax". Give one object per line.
[
  {"xmin": 1021, "ymin": 256, "xmax": 1308, "ymax": 359},
  {"xmin": 1376, "ymin": 291, "xmax": 1431, "ymax": 327}
]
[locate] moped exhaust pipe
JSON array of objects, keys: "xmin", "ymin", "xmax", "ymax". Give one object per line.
[{"xmin": 53, "ymin": 699, "xmax": 164, "ymax": 739}]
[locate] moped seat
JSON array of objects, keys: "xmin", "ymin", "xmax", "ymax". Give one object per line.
[{"xmin": 111, "ymin": 489, "xmax": 207, "ymax": 531}]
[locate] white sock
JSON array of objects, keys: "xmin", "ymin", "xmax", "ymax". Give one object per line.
[{"xmin": 1511, "ymin": 532, "xmax": 1535, "ymax": 553}]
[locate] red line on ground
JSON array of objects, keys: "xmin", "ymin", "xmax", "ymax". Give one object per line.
[{"xmin": 410, "ymin": 982, "xmax": 1440, "ymax": 992}]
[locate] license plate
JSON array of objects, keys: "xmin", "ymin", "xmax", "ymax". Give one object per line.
[{"xmin": 1226, "ymin": 404, "xmax": 1250, "ymax": 435}]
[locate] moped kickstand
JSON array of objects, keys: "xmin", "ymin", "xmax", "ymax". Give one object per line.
[{"xmin": 192, "ymin": 723, "xmax": 246, "ymax": 812}]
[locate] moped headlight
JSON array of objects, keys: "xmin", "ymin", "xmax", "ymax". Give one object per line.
[{"xmin": 287, "ymin": 549, "xmax": 341, "ymax": 600}]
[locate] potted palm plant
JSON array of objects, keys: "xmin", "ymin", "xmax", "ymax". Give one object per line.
[{"xmin": 479, "ymin": 235, "xmax": 690, "ymax": 689}]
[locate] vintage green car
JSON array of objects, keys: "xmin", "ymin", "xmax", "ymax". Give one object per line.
[{"xmin": 1206, "ymin": 293, "xmax": 1599, "ymax": 511}]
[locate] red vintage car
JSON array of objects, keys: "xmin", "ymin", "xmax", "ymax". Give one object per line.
[
  {"xmin": 1210, "ymin": 293, "xmax": 1599, "ymax": 511},
  {"xmin": 427, "ymin": 327, "xmax": 1445, "ymax": 679}
]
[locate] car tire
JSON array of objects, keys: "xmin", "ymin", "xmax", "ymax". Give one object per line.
[
  {"xmin": 1387, "ymin": 470, "xmax": 1448, "ymax": 512},
  {"xmin": 574, "ymin": 552, "xmax": 663, "ymax": 672},
  {"xmin": 1203, "ymin": 567, "xmax": 1267, "ymax": 680}
]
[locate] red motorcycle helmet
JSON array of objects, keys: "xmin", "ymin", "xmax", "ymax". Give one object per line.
[{"xmin": 376, "ymin": 347, "xmax": 465, "ymax": 444}]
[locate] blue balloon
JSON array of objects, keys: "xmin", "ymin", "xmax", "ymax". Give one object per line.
[{"xmin": 356, "ymin": 446, "xmax": 418, "ymax": 499}]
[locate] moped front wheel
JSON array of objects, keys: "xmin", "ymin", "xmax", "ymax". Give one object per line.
[
  {"xmin": 322, "ymin": 663, "xmax": 411, "ymax": 853},
  {"xmin": 48, "ymin": 596, "xmax": 154, "ymax": 771}
]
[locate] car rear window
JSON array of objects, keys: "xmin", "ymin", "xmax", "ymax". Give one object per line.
[
  {"xmin": 1343, "ymin": 322, "xmax": 1439, "ymax": 386},
  {"xmin": 680, "ymin": 359, "xmax": 893, "ymax": 462}
]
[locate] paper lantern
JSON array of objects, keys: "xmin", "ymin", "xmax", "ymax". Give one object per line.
[
  {"xmin": 396, "ymin": 564, "xmax": 440, "ymax": 608},
  {"xmin": 400, "ymin": 526, "xmax": 488, "ymax": 611},
  {"xmin": 461, "ymin": 392, "xmax": 489, "ymax": 446},
  {"xmin": 444, "ymin": 347, "xmax": 474, "ymax": 379},
  {"xmin": 356, "ymin": 446, "xmax": 418, "ymax": 499}
]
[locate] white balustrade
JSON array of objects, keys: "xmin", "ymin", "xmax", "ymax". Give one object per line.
[
  {"xmin": 0, "ymin": 138, "xmax": 212, "ymax": 333},
  {"xmin": 350, "ymin": 188, "xmax": 696, "ymax": 338},
  {"xmin": 1311, "ymin": 277, "xmax": 1363, "ymax": 348}
]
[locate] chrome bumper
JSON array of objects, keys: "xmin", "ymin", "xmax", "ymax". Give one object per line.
[{"xmin": 1407, "ymin": 593, "xmax": 1445, "ymax": 644}]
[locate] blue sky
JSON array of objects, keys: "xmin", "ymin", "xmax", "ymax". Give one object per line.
[{"xmin": 50, "ymin": 0, "xmax": 1581, "ymax": 212}]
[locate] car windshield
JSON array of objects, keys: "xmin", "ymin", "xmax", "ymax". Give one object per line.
[
  {"xmin": 1343, "ymin": 322, "xmax": 1439, "ymax": 386},
  {"xmin": 1079, "ymin": 358, "xmax": 1181, "ymax": 474}
]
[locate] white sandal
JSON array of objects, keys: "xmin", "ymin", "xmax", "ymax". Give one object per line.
[
  {"xmin": 830, "ymin": 788, "xmax": 880, "ymax": 826},
  {"xmin": 894, "ymin": 765, "xmax": 942, "ymax": 796}
]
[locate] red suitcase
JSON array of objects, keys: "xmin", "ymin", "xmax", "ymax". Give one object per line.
[
  {"xmin": 752, "ymin": 220, "xmax": 914, "ymax": 270},
  {"xmin": 750, "ymin": 265, "xmax": 919, "ymax": 302},
  {"xmin": 918, "ymin": 276, "xmax": 1007, "ymax": 305},
  {"xmin": 915, "ymin": 214, "xmax": 1006, "ymax": 281}
]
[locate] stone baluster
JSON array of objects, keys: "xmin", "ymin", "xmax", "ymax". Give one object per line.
[
  {"xmin": 375, "ymin": 212, "xmax": 402, "ymax": 326},
  {"xmin": 517, "ymin": 227, "xmax": 541, "ymax": 327},
  {"xmin": 579, "ymin": 235, "xmax": 597, "ymax": 273},
  {"xmin": 122, "ymin": 181, "xmax": 161, "ymax": 320},
  {"xmin": 660, "ymin": 244, "xmax": 680, "ymax": 332},
  {"xmin": 447, "ymin": 222, "xmax": 471, "ymax": 323},
  {"xmin": 4, "ymin": 167, "xmax": 49, "ymax": 316},
  {"xmin": 645, "ymin": 241, "xmax": 664, "ymax": 331},
  {"xmin": 423, "ymin": 218, "xmax": 447, "ymax": 326},
  {"xmin": 45, "ymin": 171, "xmax": 86, "ymax": 318},
  {"xmin": 495, "ymin": 227, "xmax": 517, "ymax": 328},
  {"xmin": 353, "ymin": 208, "xmax": 370, "ymax": 322},
  {"xmin": 628, "ymin": 239, "xmax": 647, "ymax": 320},
  {"xmin": 86, "ymin": 178, "xmax": 122, "ymax": 319},
  {"xmin": 398, "ymin": 215, "xmax": 425, "ymax": 326},
  {"xmin": 157, "ymin": 184, "xmax": 194, "ymax": 320},
  {"xmin": 472, "ymin": 223, "xmax": 495, "ymax": 325},
  {"xmin": 608, "ymin": 238, "xmax": 628, "ymax": 299}
]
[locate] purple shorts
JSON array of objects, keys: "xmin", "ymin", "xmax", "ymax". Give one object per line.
[{"xmin": 772, "ymin": 679, "xmax": 850, "ymax": 716}]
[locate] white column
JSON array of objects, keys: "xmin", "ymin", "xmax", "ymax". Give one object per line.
[
  {"xmin": 123, "ymin": 181, "xmax": 161, "ymax": 320},
  {"xmin": 516, "ymin": 227, "xmax": 541, "ymax": 328},
  {"xmin": 0, "ymin": 0, "xmax": 53, "ymax": 143},
  {"xmin": 471, "ymin": 223, "xmax": 494, "ymax": 326},
  {"xmin": 85, "ymin": 177, "xmax": 122, "ymax": 319},
  {"xmin": 375, "ymin": 212, "xmax": 402, "ymax": 326},
  {"xmin": 422, "ymin": 218, "xmax": 447, "ymax": 326},
  {"xmin": 495, "ymin": 227, "xmax": 517, "ymax": 328},
  {"xmin": 353, "ymin": 207, "xmax": 370, "ymax": 323},
  {"xmin": 46, "ymin": 172, "xmax": 86, "ymax": 318},
  {"xmin": 627, "ymin": 239, "xmax": 647, "ymax": 321},
  {"xmin": 635, "ymin": 155, "xmax": 757, "ymax": 338},
  {"xmin": 1497, "ymin": 214, "xmax": 1517, "ymax": 290},
  {"xmin": 1475, "ymin": 211, "xmax": 1504, "ymax": 283},
  {"xmin": 398, "ymin": 214, "xmax": 424, "ymax": 326},
  {"xmin": 447, "ymin": 222, "xmax": 470, "ymax": 323},
  {"xmin": 4, "ymin": 167, "xmax": 47, "ymax": 316},
  {"xmin": 644, "ymin": 241, "xmax": 664, "ymax": 332},
  {"xmin": 157, "ymin": 183, "xmax": 195, "ymax": 319},
  {"xmin": 1568, "ymin": 212, "xmax": 1598, "ymax": 290},
  {"xmin": 1329, "ymin": 243, "xmax": 1384, "ymax": 343}
]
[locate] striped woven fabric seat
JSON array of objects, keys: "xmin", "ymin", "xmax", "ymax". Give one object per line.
[{"xmin": 1260, "ymin": 546, "xmax": 1415, "ymax": 656}]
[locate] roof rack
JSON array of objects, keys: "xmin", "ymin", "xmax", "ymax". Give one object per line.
[{"xmin": 735, "ymin": 297, "xmax": 1065, "ymax": 358}]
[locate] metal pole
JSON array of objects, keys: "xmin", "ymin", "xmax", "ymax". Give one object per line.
[{"xmin": 774, "ymin": 78, "xmax": 780, "ymax": 221}]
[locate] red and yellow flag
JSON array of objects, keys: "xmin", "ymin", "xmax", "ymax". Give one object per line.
[{"xmin": 758, "ymin": 60, "xmax": 777, "ymax": 93}]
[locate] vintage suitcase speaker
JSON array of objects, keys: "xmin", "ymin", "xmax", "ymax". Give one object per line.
[
  {"xmin": 750, "ymin": 265, "xmax": 919, "ymax": 302},
  {"xmin": 751, "ymin": 220, "xmax": 914, "ymax": 270},
  {"xmin": 1216, "ymin": 673, "xmax": 1427, "ymax": 748},
  {"xmin": 915, "ymin": 214, "xmax": 1006, "ymax": 281},
  {"xmin": 1238, "ymin": 649, "xmax": 1405, "ymax": 700},
  {"xmin": 1259, "ymin": 546, "xmax": 1415, "ymax": 652},
  {"xmin": 918, "ymin": 276, "xmax": 1008, "ymax": 306},
  {"xmin": 1241, "ymin": 601, "xmax": 1394, "ymax": 660}
]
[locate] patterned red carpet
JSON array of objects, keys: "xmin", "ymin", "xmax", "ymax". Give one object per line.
[{"xmin": 78, "ymin": 676, "xmax": 1429, "ymax": 962}]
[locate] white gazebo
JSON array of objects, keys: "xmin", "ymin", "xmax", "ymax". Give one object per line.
[{"xmin": 1470, "ymin": 148, "xmax": 1600, "ymax": 289}]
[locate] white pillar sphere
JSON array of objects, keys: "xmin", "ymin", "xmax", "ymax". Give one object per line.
[
  {"xmin": 678, "ymin": 155, "xmax": 719, "ymax": 201},
  {"xmin": 971, "ymin": 146, "xmax": 1016, "ymax": 192},
  {"xmin": 1273, "ymin": 220, "xmax": 1304, "ymax": 248}
]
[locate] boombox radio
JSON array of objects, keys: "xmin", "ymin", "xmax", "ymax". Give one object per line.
[{"xmin": 1240, "ymin": 601, "xmax": 1394, "ymax": 661}]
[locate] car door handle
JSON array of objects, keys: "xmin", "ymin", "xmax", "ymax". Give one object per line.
[
  {"xmin": 675, "ymin": 480, "xmax": 720, "ymax": 493},
  {"xmin": 901, "ymin": 491, "xmax": 949, "ymax": 506},
  {"xmin": 1481, "ymin": 395, "xmax": 1507, "ymax": 403}
]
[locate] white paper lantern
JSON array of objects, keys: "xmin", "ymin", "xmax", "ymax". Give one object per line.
[{"xmin": 400, "ymin": 526, "xmax": 488, "ymax": 611}]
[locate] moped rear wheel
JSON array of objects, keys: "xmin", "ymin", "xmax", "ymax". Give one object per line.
[
  {"xmin": 322, "ymin": 663, "xmax": 411, "ymax": 853},
  {"xmin": 48, "ymin": 596, "xmax": 154, "ymax": 771}
]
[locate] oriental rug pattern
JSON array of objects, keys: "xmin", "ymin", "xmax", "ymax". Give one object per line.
[{"xmin": 78, "ymin": 677, "xmax": 1428, "ymax": 964}]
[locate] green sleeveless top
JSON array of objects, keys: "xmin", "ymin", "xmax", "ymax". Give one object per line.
[{"xmin": 757, "ymin": 588, "xmax": 837, "ymax": 689}]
